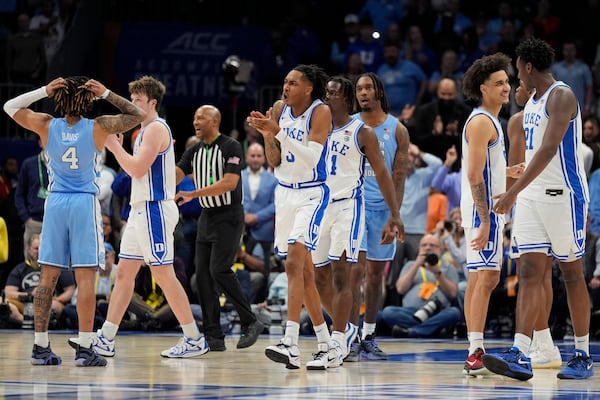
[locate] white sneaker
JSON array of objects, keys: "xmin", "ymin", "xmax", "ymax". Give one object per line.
[
  {"xmin": 530, "ymin": 345, "xmax": 562, "ymax": 369},
  {"xmin": 68, "ymin": 329, "xmax": 115, "ymax": 357},
  {"xmin": 265, "ymin": 337, "xmax": 301, "ymax": 369},
  {"xmin": 343, "ymin": 323, "xmax": 358, "ymax": 358},
  {"xmin": 160, "ymin": 336, "xmax": 209, "ymax": 358},
  {"xmin": 306, "ymin": 342, "xmax": 342, "ymax": 370}
]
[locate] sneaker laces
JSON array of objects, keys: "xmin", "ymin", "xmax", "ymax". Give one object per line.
[
  {"xmin": 567, "ymin": 352, "xmax": 589, "ymax": 369},
  {"xmin": 168, "ymin": 337, "xmax": 190, "ymax": 354}
]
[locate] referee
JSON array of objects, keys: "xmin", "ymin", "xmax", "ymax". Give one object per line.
[{"xmin": 176, "ymin": 105, "xmax": 263, "ymax": 351}]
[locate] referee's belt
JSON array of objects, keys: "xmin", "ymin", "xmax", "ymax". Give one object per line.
[{"xmin": 278, "ymin": 181, "xmax": 324, "ymax": 189}]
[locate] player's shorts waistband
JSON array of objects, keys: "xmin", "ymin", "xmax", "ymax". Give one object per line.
[{"xmin": 278, "ymin": 181, "xmax": 324, "ymax": 189}]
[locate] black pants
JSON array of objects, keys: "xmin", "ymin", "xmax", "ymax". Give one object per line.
[{"xmin": 194, "ymin": 205, "xmax": 256, "ymax": 339}]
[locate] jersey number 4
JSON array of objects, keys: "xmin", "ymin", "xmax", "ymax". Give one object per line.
[{"xmin": 61, "ymin": 147, "xmax": 79, "ymax": 170}]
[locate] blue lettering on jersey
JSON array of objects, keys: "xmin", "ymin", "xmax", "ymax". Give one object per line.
[
  {"xmin": 285, "ymin": 127, "xmax": 305, "ymax": 141},
  {"xmin": 330, "ymin": 140, "xmax": 350, "ymax": 156},
  {"xmin": 62, "ymin": 132, "xmax": 79, "ymax": 142},
  {"xmin": 285, "ymin": 151, "xmax": 295, "ymax": 163},
  {"xmin": 523, "ymin": 112, "xmax": 541, "ymax": 127}
]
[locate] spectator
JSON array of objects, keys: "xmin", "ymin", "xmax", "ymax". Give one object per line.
[
  {"xmin": 345, "ymin": 17, "xmax": 384, "ymax": 73},
  {"xmin": 6, "ymin": 13, "xmax": 46, "ymax": 84},
  {"xmin": 583, "ymin": 116, "xmax": 600, "ymax": 174},
  {"xmin": 15, "ymin": 148, "xmax": 47, "ymax": 259},
  {"xmin": 551, "ymin": 40, "xmax": 594, "ymax": 119},
  {"xmin": 379, "ymin": 233, "xmax": 461, "ymax": 338},
  {"xmin": 377, "ymin": 42, "xmax": 427, "ymax": 115},
  {"xmin": 242, "ymin": 142, "xmax": 277, "ymax": 303},
  {"xmin": 431, "ymin": 144, "xmax": 461, "ymax": 214},
  {"xmin": 408, "ymin": 77, "xmax": 471, "ymax": 163},
  {"xmin": 4, "ymin": 234, "xmax": 75, "ymax": 328},
  {"xmin": 400, "ymin": 24, "xmax": 438, "ymax": 78},
  {"xmin": 330, "ymin": 13, "xmax": 361, "ymax": 73},
  {"xmin": 358, "ymin": 0, "xmax": 404, "ymax": 35}
]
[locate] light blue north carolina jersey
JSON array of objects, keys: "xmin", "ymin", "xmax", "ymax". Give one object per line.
[
  {"xmin": 276, "ymin": 99, "xmax": 329, "ymax": 185},
  {"xmin": 354, "ymin": 112, "xmax": 398, "ymax": 210},
  {"xmin": 520, "ymin": 81, "xmax": 589, "ymax": 203},
  {"xmin": 327, "ymin": 117, "xmax": 366, "ymax": 200},
  {"xmin": 46, "ymin": 117, "xmax": 101, "ymax": 194},
  {"xmin": 130, "ymin": 118, "xmax": 176, "ymax": 204},
  {"xmin": 460, "ymin": 107, "xmax": 507, "ymax": 227}
]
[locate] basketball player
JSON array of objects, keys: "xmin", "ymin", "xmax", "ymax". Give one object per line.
[
  {"xmin": 313, "ymin": 76, "xmax": 402, "ymax": 362},
  {"xmin": 347, "ymin": 72, "xmax": 408, "ymax": 361},
  {"xmin": 248, "ymin": 64, "xmax": 336, "ymax": 370},
  {"xmin": 485, "ymin": 37, "xmax": 593, "ymax": 381},
  {"xmin": 71, "ymin": 76, "xmax": 210, "ymax": 359},
  {"xmin": 3, "ymin": 76, "xmax": 144, "ymax": 366},
  {"xmin": 458, "ymin": 53, "xmax": 519, "ymax": 376},
  {"xmin": 507, "ymin": 83, "xmax": 562, "ymax": 369}
]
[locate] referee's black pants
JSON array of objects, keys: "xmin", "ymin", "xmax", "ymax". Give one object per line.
[{"xmin": 194, "ymin": 204, "xmax": 256, "ymax": 339}]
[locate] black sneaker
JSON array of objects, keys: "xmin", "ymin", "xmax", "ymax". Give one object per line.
[
  {"xmin": 206, "ymin": 336, "xmax": 226, "ymax": 352},
  {"xmin": 31, "ymin": 344, "xmax": 62, "ymax": 365},
  {"xmin": 75, "ymin": 344, "xmax": 107, "ymax": 367},
  {"xmin": 237, "ymin": 320, "xmax": 264, "ymax": 349}
]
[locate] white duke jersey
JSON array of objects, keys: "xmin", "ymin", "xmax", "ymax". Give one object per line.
[
  {"xmin": 46, "ymin": 117, "xmax": 101, "ymax": 194},
  {"xmin": 520, "ymin": 81, "xmax": 589, "ymax": 203},
  {"xmin": 130, "ymin": 118, "xmax": 176, "ymax": 204},
  {"xmin": 327, "ymin": 117, "xmax": 366, "ymax": 200},
  {"xmin": 460, "ymin": 107, "xmax": 507, "ymax": 227},
  {"xmin": 276, "ymin": 99, "xmax": 329, "ymax": 185},
  {"xmin": 354, "ymin": 112, "xmax": 399, "ymax": 210}
]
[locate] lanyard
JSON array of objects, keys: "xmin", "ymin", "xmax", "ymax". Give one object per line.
[{"xmin": 37, "ymin": 154, "xmax": 49, "ymax": 199}]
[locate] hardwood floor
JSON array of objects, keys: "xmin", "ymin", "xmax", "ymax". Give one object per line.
[{"xmin": 0, "ymin": 330, "xmax": 598, "ymax": 399}]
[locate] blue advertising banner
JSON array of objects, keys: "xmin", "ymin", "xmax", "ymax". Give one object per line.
[{"xmin": 115, "ymin": 23, "xmax": 268, "ymax": 107}]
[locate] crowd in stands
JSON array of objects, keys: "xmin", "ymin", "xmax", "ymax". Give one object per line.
[{"xmin": 2, "ymin": 0, "xmax": 600, "ymax": 340}]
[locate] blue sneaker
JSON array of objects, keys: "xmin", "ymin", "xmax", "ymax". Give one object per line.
[
  {"xmin": 360, "ymin": 335, "xmax": 388, "ymax": 360},
  {"xmin": 482, "ymin": 347, "xmax": 533, "ymax": 381},
  {"xmin": 344, "ymin": 340, "xmax": 361, "ymax": 362},
  {"xmin": 557, "ymin": 350, "xmax": 594, "ymax": 379}
]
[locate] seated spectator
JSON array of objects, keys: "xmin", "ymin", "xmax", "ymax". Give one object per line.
[
  {"xmin": 4, "ymin": 234, "xmax": 75, "ymax": 329},
  {"xmin": 437, "ymin": 207, "xmax": 467, "ymax": 306},
  {"xmin": 252, "ymin": 270, "xmax": 289, "ymax": 333},
  {"xmin": 378, "ymin": 234, "xmax": 461, "ymax": 338},
  {"xmin": 232, "ymin": 239, "xmax": 266, "ymax": 304},
  {"xmin": 125, "ymin": 258, "xmax": 201, "ymax": 331}
]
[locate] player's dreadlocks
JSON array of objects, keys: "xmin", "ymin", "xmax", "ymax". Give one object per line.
[{"xmin": 52, "ymin": 76, "xmax": 95, "ymax": 116}]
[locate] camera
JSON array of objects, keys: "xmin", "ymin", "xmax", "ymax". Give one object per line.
[
  {"xmin": 444, "ymin": 220, "xmax": 455, "ymax": 232},
  {"xmin": 424, "ymin": 252, "xmax": 439, "ymax": 266},
  {"xmin": 413, "ymin": 298, "xmax": 443, "ymax": 323}
]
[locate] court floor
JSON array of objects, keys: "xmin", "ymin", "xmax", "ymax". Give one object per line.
[{"xmin": 0, "ymin": 330, "xmax": 598, "ymax": 399}]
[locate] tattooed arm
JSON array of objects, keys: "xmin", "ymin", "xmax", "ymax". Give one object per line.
[{"xmin": 86, "ymin": 79, "xmax": 145, "ymax": 149}]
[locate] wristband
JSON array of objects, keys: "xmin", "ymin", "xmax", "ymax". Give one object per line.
[{"xmin": 100, "ymin": 89, "xmax": 110, "ymax": 99}]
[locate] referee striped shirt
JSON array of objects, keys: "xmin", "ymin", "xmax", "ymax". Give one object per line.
[{"xmin": 177, "ymin": 134, "xmax": 244, "ymax": 209}]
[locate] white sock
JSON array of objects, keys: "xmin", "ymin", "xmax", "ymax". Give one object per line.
[
  {"xmin": 574, "ymin": 334, "xmax": 590, "ymax": 355},
  {"xmin": 314, "ymin": 322, "xmax": 332, "ymax": 346},
  {"xmin": 34, "ymin": 332, "xmax": 49, "ymax": 348},
  {"xmin": 533, "ymin": 328, "xmax": 553, "ymax": 348},
  {"xmin": 362, "ymin": 322, "xmax": 376, "ymax": 340},
  {"xmin": 182, "ymin": 322, "xmax": 201, "ymax": 340},
  {"xmin": 79, "ymin": 332, "xmax": 92, "ymax": 348},
  {"xmin": 101, "ymin": 321, "xmax": 119, "ymax": 340},
  {"xmin": 332, "ymin": 331, "xmax": 346, "ymax": 354},
  {"xmin": 468, "ymin": 332, "xmax": 484, "ymax": 355},
  {"xmin": 513, "ymin": 333, "xmax": 532, "ymax": 355},
  {"xmin": 284, "ymin": 320, "xmax": 300, "ymax": 345}
]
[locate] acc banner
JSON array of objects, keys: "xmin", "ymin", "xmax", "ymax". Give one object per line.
[{"xmin": 115, "ymin": 23, "xmax": 267, "ymax": 107}]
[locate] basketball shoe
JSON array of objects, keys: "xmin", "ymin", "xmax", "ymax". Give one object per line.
[
  {"xmin": 482, "ymin": 346, "xmax": 533, "ymax": 381},
  {"xmin": 557, "ymin": 350, "xmax": 594, "ymax": 379}
]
